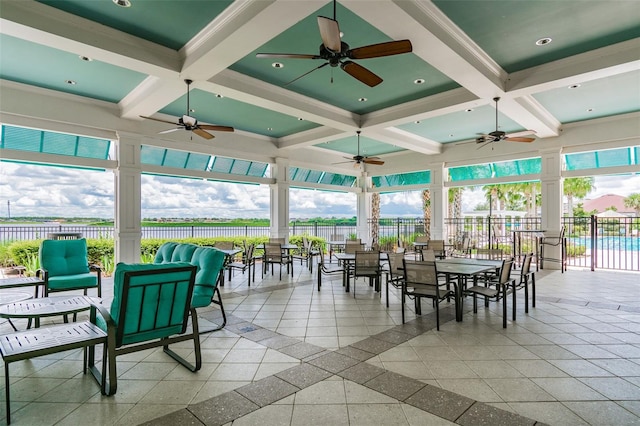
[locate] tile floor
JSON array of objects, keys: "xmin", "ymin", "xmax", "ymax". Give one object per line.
[{"xmin": 1, "ymin": 262, "xmax": 639, "ymax": 425}]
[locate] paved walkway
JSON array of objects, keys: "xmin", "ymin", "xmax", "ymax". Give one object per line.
[{"xmin": 1, "ymin": 264, "xmax": 639, "ymax": 425}]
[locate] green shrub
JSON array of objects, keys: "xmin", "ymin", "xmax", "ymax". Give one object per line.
[{"xmin": 567, "ymin": 245, "xmax": 587, "ymax": 257}]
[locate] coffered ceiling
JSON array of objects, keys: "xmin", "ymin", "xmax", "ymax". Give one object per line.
[{"xmin": 1, "ymin": 0, "xmax": 638, "ymax": 174}]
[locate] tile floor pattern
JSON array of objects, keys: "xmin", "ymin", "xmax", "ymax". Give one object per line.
[{"xmin": 0, "ymin": 263, "xmax": 639, "ymax": 425}]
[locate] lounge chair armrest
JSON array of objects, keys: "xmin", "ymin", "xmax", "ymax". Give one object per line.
[
  {"xmin": 90, "ymin": 264, "xmax": 102, "ymax": 273},
  {"xmin": 36, "ymin": 268, "xmax": 48, "ymax": 279},
  {"xmin": 89, "ymin": 302, "xmax": 116, "ymax": 330}
]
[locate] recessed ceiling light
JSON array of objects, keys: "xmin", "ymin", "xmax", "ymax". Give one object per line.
[
  {"xmin": 535, "ymin": 37, "xmax": 552, "ymax": 46},
  {"xmin": 339, "ymin": 31, "xmax": 344, "ymax": 38},
  {"xmin": 568, "ymin": 84, "xmax": 581, "ymax": 89},
  {"xmin": 267, "ymin": 127, "xmax": 273, "ymax": 131},
  {"xmin": 587, "ymin": 108, "xmax": 594, "ymax": 112},
  {"xmin": 189, "ymin": 108, "xmax": 195, "ymax": 113},
  {"xmin": 272, "ymin": 62, "xmax": 284, "ymax": 69},
  {"xmin": 297, "ymin": 117, "xmax": 304, "ymax": 121},
  {"xmin": 78, "ymin": 55, "xmax": 92, "ymax": 62},
  {"xmin": 414, "ymin": 120, "xmax": 421, "ymax": 124},
  {"xmin": 358, "ymin": 97, "xmax": 367, "ymax": 102},
  {"xmin": 65, "ymin": 80, "xmax": 76, "ymax": 85},
  {"xmin": 215, "ymin": 94, "xmax": 224, "ymax": 98},
  {"xmin": 465, "ymin": 108, "xmax": 474, "ymax": 112},
  {"xmin": 449, "ymin": 134, "xmax": 454, "ymax": 137},
  {"xmin": 413, "ymin": 78, "xmax": 425, "ymax": 84},
  {"xmin": 112, "ymin": 0, "xmax": 131, "ymax": 7}
]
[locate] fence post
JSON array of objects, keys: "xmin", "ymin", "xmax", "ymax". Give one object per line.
[
  {"xmin": 487, "ymin": 216, "xmax": 493, "ymax": 249},
  {"xmin": 590, "ymin": 215, "xmax": 597, "ymax": 271}
]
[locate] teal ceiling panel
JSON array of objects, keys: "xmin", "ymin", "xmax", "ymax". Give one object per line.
[
  {"xmin": 449, "ymin": 164, "xmax": 492, "ymax": 182},
  {"xmin": 160, "ymin": 89, "xmax": 321, "ymax": 138},
  {"xmin": 317, "ymin": 133, "xmax": 405, "ymax": 156},
  {"xmin": 533, "ymin": 71, "xmax": 640, "ymax": 124},
  {"xmin": 0, "ymin": 34, "xmax": 147, "ymax": 103},
  {"xmin": 398, "ymin": 105, "xmax": 524, "ymax": 144},
  {"xmin": 230, "ymin": 2, "xmax": 459, "ymax": 114},
  {"xmin": 36, "ymin": 0, "xmax": 233, "ymax": 50},
  {"xmin": 434, "ymin": 1, "xmax": 640, "ymax": 73}
]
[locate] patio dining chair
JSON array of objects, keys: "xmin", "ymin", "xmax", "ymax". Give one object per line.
[
  {"xmin": 463, "ymin": 258, "xmax": 516, "ymax": 328},
  {"xmin": 401, "ymin": 259, "xmax": 455, "ymax": 329},
  {"xmin": 263, "ymin": 243, "xmax": 293, "ymax": 279},
  {"xmin": 352, "ymin": 250, "xmax": 382, "ymax": 297},
  {"xmin": 539, "ymin": 225, "xmax": 567, "ymax": 273},
  {"xmin": 384, "ymin": 251, "xmax": 405, "ymax": 307},
  {"xmin": 512, "ymin": 252, "xmax": 536, "ymax": 313},
  {"xmin": 228, "ymin": 243, "xmax": 256, "ymax": 285}
]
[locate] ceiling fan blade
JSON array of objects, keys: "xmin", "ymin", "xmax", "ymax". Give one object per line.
[
  {"xmin": 505, "ymin": 136, "xmax": 536, "ymax": 143},
  {"xmin": 341, "ymin": 61, "xmax": 383, "ymax": 87},
  {"xmin": 476, "ymin": 140, "xmax": 492, "ymax": 150},
  {"xmin": 363, "ymin": 158, "xmax": 385, "ymax": 165},
  {"xmin": 317, "ymin": 16, "xmax": 341, "ymax": 52},
  {"xmin": 332, "ymin": 160, "xmax": 355, "ymax": 165},
  {"xmin": 505, "ymin": 130, "xmax": 537, "ymax": 138},
  {"xmin": 285, "ymin": 62, "xmax": 329, "ymax": 86},
  {"xmin": 199, "ymin": 125, "xmax": 234, "ymax": 132},
  {"xmin": 193, "ymin": 128, "xmax": 215, "ymax": 140},
  {"xmin": 349, "ymin": 40, "xmax": 413, "ymax": 59},
  {"xmin": 256, "ymin": 53, "xmax": 320, "ymax": 59},
  {"xmin": 140, "ymin": 115, "xmax": 179, "ymax": 125},
  {"xmin": 158, "ymin": 128, "xmax": 181, "ymax": 134}
]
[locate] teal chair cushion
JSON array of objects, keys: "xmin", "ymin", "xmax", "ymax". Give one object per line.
[
  {"xmin": 39, "ymin": 238, "xmax": 90, "ymax": 277},
  {"xmin": 47, "ymin": 273, "xmax": 97, "ymax": 291},
  {"xmin": 190, "ymin": 246, "xmax": 226, "ymax": 308},
  {"xmin": 153, "ymin": 242, "xmax": 226, "ymax": 308},
  {"xmin": 97, "ymin": 262, "xmax": 194, "ymax": 346},
  {"xmin": 170, "ymin": 243, "xmax": 198, "ymax": 262},
  {"xmin": 154, "ymin": 242, "xmax": 178, "ymax": 263}
]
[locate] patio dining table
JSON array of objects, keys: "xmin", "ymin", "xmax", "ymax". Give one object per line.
[
  {"xmin": 332, "ymin": 252, "xmax": 388, "ymax": 293},
  {"xmin": 434, "ymin": 260, "xmax": 496, "ymax": 322}
]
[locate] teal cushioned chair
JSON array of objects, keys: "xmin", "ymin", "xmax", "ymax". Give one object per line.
[
  {"xmin": 154, "ymin": 242, "xmax": 227, "ymax": 332},
  {"xmin": 37, "ymin": 238, "xmax": 102, "ymax": 297},
  {"xmin": 90, "ymin": 262, "xmax": 200, "ymax": 396}
]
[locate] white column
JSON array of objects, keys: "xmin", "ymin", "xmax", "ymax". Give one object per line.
[
  {"xmin": 540, "ymin": 148, "xmax": 564, "ymax": 268},
  {"xmin": 356, "ymin": 172, "xmax": 371, "ymax": 241},
  {"xmin": 114, "ymin": 133, "xmax": 142, "ymax": 263},
  {"xmin": 428, "ymin": 162, "xmax": 447, "ymax": 240},
  {"xmin": 269, "ymin": 157, "xmax": 290, "ymax": 242}
]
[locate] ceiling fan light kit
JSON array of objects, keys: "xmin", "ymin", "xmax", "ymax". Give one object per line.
[
  {"xmin": 140, "ymin": 79, "xmax": 234, "ymax": 140},
  {"xmin": 476, "ymin": 97, "xmax": 536, "ymax": 148}
]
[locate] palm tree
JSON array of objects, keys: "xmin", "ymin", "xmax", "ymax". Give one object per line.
[
  {"xmin": 448, "ymin": 187, "xmax": 464, "ymax": 240},
  {"xmin": 624, "ymin": 193, "xmax": 640, "ymax": 215},
  {"xmin": 370, "ymin": 192, "xmax": 380, "ymax": 248},
  {"xmin": 422, "ymin": 189, "xmax": 431, "ymax": 239},
  {"xmin": 564, "ymin": 177, "xmax": 595, "ymax": 215}
]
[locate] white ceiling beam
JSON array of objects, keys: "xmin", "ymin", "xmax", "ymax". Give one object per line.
[
  {"xmin": 0, "ymin": 0, "xmax": 180, "ymax": 77},
  {"xmin": 507, "ymin": 38, "xmax": 640, "ymax": 95},
  {"xmin": 278, "ymin": 127, "xmax": 349, "ymax": 150},
  {"xmin": 365, "ymin": 128, "xmax": 442, "ymax": 155},
  {"xmin": 206, "ymin": 70, "xmax": 359, "ymax": 131}
]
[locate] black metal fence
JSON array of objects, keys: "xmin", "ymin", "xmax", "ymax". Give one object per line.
[{"xmin": 2, "ymin": 215, "xmax": 638, "ymax": 271}]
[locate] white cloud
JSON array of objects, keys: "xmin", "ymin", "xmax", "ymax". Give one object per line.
[{"xmin": 2, "ymin": 162, "xmax": 638, "ymax": 219}]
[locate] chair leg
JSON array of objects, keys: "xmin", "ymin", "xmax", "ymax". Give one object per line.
[
  {"xmin": 401, "ymin": 288, "xmax": 405, "ymax": 324},
  {"xmin": 524, "ymin": 276, "xmax": 529, "ymax": 313},
  {"xmin": 531, "ymin": 274, "xmax": 536, "ymax": 308},
  {"xmin": 435, "ymin": 299, "xmax": 440, "ymax": 330},
  {"xmin": 502, "ymin": 288, "xmax": 508, "ymax": 328}
]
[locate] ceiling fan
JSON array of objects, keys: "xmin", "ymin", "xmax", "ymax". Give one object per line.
[
  {"xmin": 256, "ymin": 0, "xmax": 412, "ymax": 87},
  {"xmin": 140, "ymin": 79, "xmax": 234, "ymax": 140},
  {"xmin": 335, "ymin": 131, "xmax": 385, "ymax": 167},
  {"xmin": 476, "ymin": 97, "xmax": 536, "ymax": 148}
]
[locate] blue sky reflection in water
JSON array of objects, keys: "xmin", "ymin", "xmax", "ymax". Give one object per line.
[{"xmin": 1, "ymin": 162, "xmax": 639, "ymax": 219}]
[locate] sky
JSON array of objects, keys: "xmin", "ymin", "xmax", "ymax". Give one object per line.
[{"xmin": 1, "ymin": 161, "xmax": 639, "ymax": 219}]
